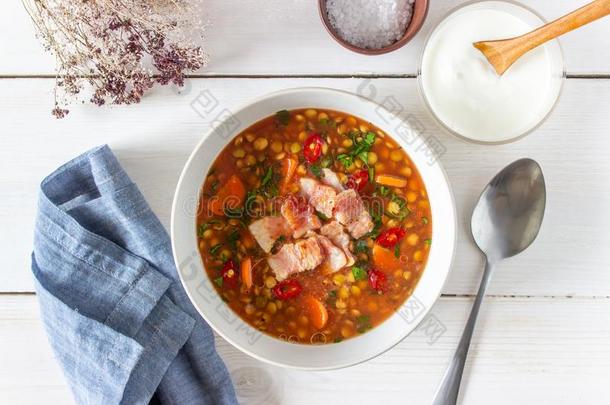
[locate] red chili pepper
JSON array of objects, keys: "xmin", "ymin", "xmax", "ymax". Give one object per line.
[
  {"xmin": 346, "ymin": 169, "xmax": 369, "ymax": 192},
  {"xmin": 221, "ymin": 260, "xmax": 239, "ymax": 289},
  {"xmin": 376, "ymin": 227, "xmax": 406, "ymax": 248},
  {"xmin": 303, "ymin": 133, "xmax": 323, "ymax": 163},
  {"xmin": 272, "ymin": 279, "xmax": 303, "ymax": 300},
  {"xmin": 368, "ymin": 268, "xmax": 387, "ymax": 293}
]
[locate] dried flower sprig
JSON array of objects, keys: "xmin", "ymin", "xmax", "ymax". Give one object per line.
[{"xmin": 23, "ymin": 0, "xmax": 208, "ymax": 118}]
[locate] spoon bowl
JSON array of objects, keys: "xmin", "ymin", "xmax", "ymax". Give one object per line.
[{"xmin": 471, "ymin": 158, "xmax": 546, "ymax": 261}]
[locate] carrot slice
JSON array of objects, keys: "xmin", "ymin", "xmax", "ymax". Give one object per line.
[
  {"xmin": 303, "ymin": 295, "xmax": 328, "ymax": 330},
  {"xmin": 241, "ymin": 257, "xmax": 253, "ymax": 289},
  {"xmin": 208, "ymin": 174, "xmax": 246, "ymax": 216},
  {"xmin": 375, "ymin": 174, "xmax": 408, "ymax": 188},
  {"xmin": 372, "ymin": 244, "xmax": 402, "ymax": 272},
  {"xmin": 280, "ymin": 157, "xmax": 297, "ymax": 192}
]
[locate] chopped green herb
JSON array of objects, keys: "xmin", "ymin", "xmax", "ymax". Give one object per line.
[
  {"xmin": 387, "ymin": 194, "xmax": 410, "ymax": 220},
  {"xmin": 271, "ymin": 235, "xmax": 286, "ymax": 254},
  {"xmin": 354, "ymin": 239, "xmax": 370, "ymax": 254},
  {"xmin": 261, "ymin": 166, "xmax": 273, "ymax": 187},
  {"xmin": 214, "ymin": 276, "xmax": 223, "ymax": 287},
  {"xmin": 352, "ymin": 266, "xmax": 367, "ymax": 281},
  {"xmin": 210, "ymin": 180, "xmax": 219, "ymax": 193},
  {"xmin": 337, "ymin": 131, "xmax": 376, "ymax": 168},
  {"xmin": 367, "ymin": 210, "xmax": 383, "ymax": 239},
  {"xmin": 337, "ymin": 153, "xmax": 353, "ymax": 168},
  {"xmin": 320, "ymin": 155, "xmax": 333, "ymax": 168},
  {"xmin": 394, "ymin": 244, "xmax": 401, "ymax": 258},
  {"xmin": 197, "ymin": 219, "xmax": 221, "ymax": 237},
  {"xmin": 356, "ymin": 314, "xmax": 372, "ymax": 333},
  {"xmin": 353, "ymin": 132, "xmax": 376, "ymax": 164},
  {"xmin": 368, "ymin": 166, "xmax": 375, "ymax": 184},
  {"xmin": 227, "ymin": 229, "xmax": 240, "ymax": 250},
  {"xmin": 378, "ymin": 185, "xmax": 390, "ymax": 197},
  {"xmin": 253, "ymin": 164, "xmax": 280, "ymax": 199},
  {"xmin": 424, "ymin": 239, "xmax": 432, "ymax": 246},
  {"xmin": 245, "ymin": 190, "xmax": 258, "ymax": 210},
  {"xmin": 197, "ymin": 224, "xmax": 207, "ymax": 237},
  {"xmin": 315, "ymin": 210, "xmax": 329, "ymax": 221},
  {"xmin": 333, "ymin": 337, "xmax": 343, "ymax": 343},
  {"xmin": 219, "ymin": 251, "xmax": 230, "ymax": 263},
  {"xmin": 209, "ymin": 243, "xmax": 223, "ymax": 256},
  {"xmin": 276, "ymin": 110, "xmax": 290, "ymax": 125},
  {"xmin": 310, "ymin": 164, "xmax": 322, "ymax": 178},
  {"xmin": 422, "ymin": 217, "xmax": 429, "ymax": 225},
  {"xmin": 326, "ymin": 290, "xmax": 338, "ymax": 306},
  {"xmin": 319, "ymin": 118, "xmax": 336, "ymax": 128}
]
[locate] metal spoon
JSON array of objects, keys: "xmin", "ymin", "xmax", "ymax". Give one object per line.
[{"xmin": 432, "ymin": 158, "xmax": 546, "ymax": 405}]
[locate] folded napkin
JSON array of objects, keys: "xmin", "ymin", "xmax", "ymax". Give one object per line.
[{"xmin": 32, "ymin": 145, "xmax": 237, "ymax": 404}]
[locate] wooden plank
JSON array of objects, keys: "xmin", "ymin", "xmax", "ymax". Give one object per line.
[
  {"xmin": 2, "ymin": 0, "xmax": 610, "ymax": 76},
  {"xmin": 1, "ymin": 295, "xmax": 608, "ymax": 404},
  {"xmin": 1, "ymin": 77, "xmax": 609, "ymax": 295}
]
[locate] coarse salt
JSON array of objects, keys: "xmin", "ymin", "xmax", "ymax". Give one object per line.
[{"xmin": 326, "ymin": 0, "xmax": 415, "ymax": 50}]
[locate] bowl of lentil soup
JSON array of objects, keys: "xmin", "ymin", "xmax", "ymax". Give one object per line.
[{"xmin": 171, "ymin": 87, "xmax": 456, "ymax": 369}]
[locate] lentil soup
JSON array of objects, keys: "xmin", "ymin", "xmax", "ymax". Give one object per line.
[{"xmin": 196, "ymin": 108, "xmax": 432, "ymax": 344}]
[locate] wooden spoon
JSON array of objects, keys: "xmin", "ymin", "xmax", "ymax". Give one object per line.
[{"xmin": 474, "ymin": 0, "xmax": 610, "ymax": 75}]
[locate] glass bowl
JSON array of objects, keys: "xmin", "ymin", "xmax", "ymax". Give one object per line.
[{"xmin": 417, "ymin": 0, "xmax": 566, "ymax": 144}]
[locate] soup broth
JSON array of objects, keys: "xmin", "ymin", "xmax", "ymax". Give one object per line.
[{"xmin": 196, "ymin": 108, "xmax": 432, "ymax": 344}]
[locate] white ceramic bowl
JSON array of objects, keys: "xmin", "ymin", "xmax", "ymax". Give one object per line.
[{"xmin": 171, "ymin": 87, "xmax": 456, "ymax": 370}]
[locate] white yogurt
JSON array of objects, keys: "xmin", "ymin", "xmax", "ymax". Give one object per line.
[{"xmin": 420, "ymin": 1, "xmax": 563, "ymax": 143}]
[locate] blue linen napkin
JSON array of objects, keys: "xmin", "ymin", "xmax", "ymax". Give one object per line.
[{"xmin": 31, "ymin": 145, "xmax": 238, "ymax": 404}]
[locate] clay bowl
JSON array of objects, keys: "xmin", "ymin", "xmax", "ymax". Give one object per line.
[{"xmin": 318, "ymin": 0, "xmax": 429, "ymax": 55}]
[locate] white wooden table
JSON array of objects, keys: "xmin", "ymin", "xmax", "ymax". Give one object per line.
[{"xmin": 1, "ymin": 1, "xmax": 609, "ymax": 404}]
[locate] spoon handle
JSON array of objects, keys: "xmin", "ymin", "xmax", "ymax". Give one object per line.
[
  {"xmin": 431, "ymin": 259, "xmax": 495, "ymax": 405},
  {"xmin": 514, "ymin": 0, "xmax": 610, "ymax": 57}
]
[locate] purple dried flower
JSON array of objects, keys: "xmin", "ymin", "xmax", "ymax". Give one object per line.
[{"xmin": 23, "ymin": 0, "xmax": 208, "ymax": 118}]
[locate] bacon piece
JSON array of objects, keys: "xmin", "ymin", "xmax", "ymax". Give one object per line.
[
  {"xmin": 299, "ymin": 178, "xmax": 337, "ymax": 218},
  {"xmin": 280, "ymin": 195, "xmax": 321, "ymax": 238},
  {"xmin": 321, "ymin": 221, "xmax": 355, "ymax": 267},
  {"xmin": 321, "ymin": 168, "xmax": 344, "ymax": 191},
  {"xmin": 333, "ymin": 189, "xmax": 374, "ymax": 239},
  {"xmin": 347, "ymin": 213, "xmax": 374, "ymax": 240},
  {"xmin": 296, "ymin": 236, "xmax": 324, "ymax": 270},
  {"xmin": 267, "ymin": 244, "xmax": 301, "ymax": 281},
  {"xmin": 315, "ymin": 234, "xmax": 347, "ymax": 273},
  {"xmin": 267, "ymin": 236, "xmax": 324, "ymax": 281},
  {"xmin": 248, "ymin": 216, "xmax": 290, "ymax": 253}
]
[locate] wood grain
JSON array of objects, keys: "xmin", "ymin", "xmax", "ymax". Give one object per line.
[
  {"xmin": 1, "ymin": 0, "xmax": 609, "ymax": 76},
  {"xmin": 1, "ymin": 295, "xmax": 608, "ymax": 405},
  {"xmin": 1, "ymin": 77, "xmax": 609, "ymax": 296}
]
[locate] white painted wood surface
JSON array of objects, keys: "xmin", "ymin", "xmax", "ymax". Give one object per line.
[
  {"xmin": 2, "ymin": 0, "xmax": 610, "ymax": 76},
  {"xmin": 2, "ymin": 77, "xmax": 609, "ymax": 295},
  {"xmin": 1, "ymin": 0, "xmax": 609, "ymax": 403},
  {"xmin": 2, "ymin": 295, "xmax": 609, "ymax": 405}
]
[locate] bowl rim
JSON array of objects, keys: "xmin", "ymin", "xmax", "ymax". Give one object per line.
[
  {"xmin": 171, "ymin": 87, "xmax": 457, "ymax": 370},
  {"xmin": 318, "ymin": 0, "xmax": 430, "ymax": 55}
]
